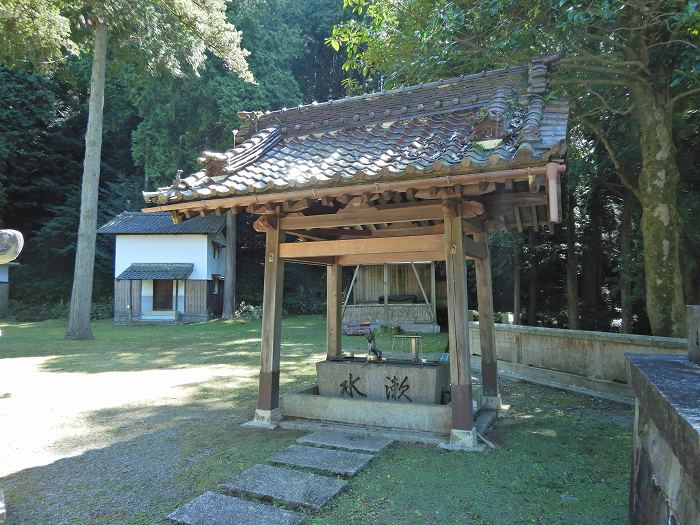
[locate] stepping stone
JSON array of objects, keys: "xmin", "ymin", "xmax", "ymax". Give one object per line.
[
  {"xmin": 270, "ymin": 445, "xmax": 373, "ymax": 476},
  {"xmin": 298, "ymin": 431, "xmax": 393, "ymax": 452},
  {"xmin": 221, "ymin": 464, "xmax": 347, "ymax": 510},
  {"xmin": 167, "ymin": 491, "xmax": 304, "ymax": 525}
]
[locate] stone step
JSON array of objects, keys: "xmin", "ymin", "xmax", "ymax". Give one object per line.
[
  {"xmin": 221, "ymin": 464, "xmax": 347, "ymax": 510},
  {"xmin": 167, "ymin": 491, "xmax": 304, "ymax": 525},
  {"xmin": 298, "ymin": 431, "xmax": 393, "ymax": 452},
  {"xmin": 270, "ymin": 444, "xmax": 373, "ymax": 476}
]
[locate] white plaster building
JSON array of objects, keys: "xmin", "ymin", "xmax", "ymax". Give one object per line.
[{"xmin": 99, "ymin": 211, "xmax": 227, "ymax": 323}]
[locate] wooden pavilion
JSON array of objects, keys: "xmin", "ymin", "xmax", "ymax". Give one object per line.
[{"xmin": 143, "ymin": 54, "xmax": 568, "ymax": 447}]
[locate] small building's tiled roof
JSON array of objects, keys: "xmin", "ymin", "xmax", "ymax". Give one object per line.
[
  {"xmin": 116, "ymin": 263, "xmax": 194, "ymax": 280},
  {"xmin": 98, "ymin": 211, "xmax": 225, "ymax": 234},
  {"xmin": 143, "ymin": 55, "xmax": 568, "ymax": 207}
]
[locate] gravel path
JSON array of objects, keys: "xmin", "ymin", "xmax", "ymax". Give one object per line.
[{"xmin": 0, "ymin": 355, "xmax": 260, "ymax": 524}]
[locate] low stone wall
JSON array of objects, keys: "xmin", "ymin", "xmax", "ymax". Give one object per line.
[
  {"xmin": 468, "ymin": 323, "xmax": 686, "ymax": 401},
  {"xmin": 626, "ymin": 354, "xmax": 699, "ymax": 524}
]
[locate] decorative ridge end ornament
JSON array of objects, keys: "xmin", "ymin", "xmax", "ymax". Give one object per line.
[
  {"xmin": 528, "ymin": 52, "xmax": 561, "ymax": 95},
  {"xmin": 0, "ymin": 230, "xmax": 24, "ymax": 264}
]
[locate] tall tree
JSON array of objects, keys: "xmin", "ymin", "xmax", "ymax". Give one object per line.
[
  {"xmin": 2, "ymin": 1, "xmax": 252, "ymax": 338},
  {"xmin": 328, "ymin": 0, "xmax": 699, "ymax": 336}
]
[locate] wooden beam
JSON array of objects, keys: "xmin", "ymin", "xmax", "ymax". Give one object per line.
[
  {"xmin": 514, "ymin": 206, "xmax": 523, "ymax": 232},
  {"xmin": 546, "ymin": 162, "xmax": 562, "ymax": 223},
  {"xmin": 531, "ymin": 205, "xmax": 539, "ymax": 232},
  {"xmin": 327, "ymin": 263, "xmax": 342, "ymax": 359},
  {"xmin": 463, "ymin": 236, "xmax": 487, "ymax": 259},
  {"xmin": 280, "ymin": 202, "xmax": 484, "ymax": 231},
  {"xmin": 337, "ymin": 250, "xmax": 445, "ymax": 265},
  {"xmin": 481, "ymin": 192, "xmax": 548, "ymax": 218},
  {"xmin": 285, "ymin": 257, "xmax": 335, "ymax": 266},
  {"xmin": 462, "ymin": 217, "xmax": 485, "ymax": 234},
  {"xmin": 341, "ymin": 265, "xmax": 360, "ymax": 317},
  {"xmin": 443, "ymin": 200, "xmax": 474, "ymax": 431},
  {"xmin": 144, "ymin": 165, "xmax": 565, "ymax": 214},
  {"xmin": 411, "ymin": 262, "xmax": 434, "ymax": 322},
  {"xmin": 474, "ymin": 231, "xmax": 498, "ymax": 398},
  {"xmin": 279, "ymin": 234, "xmax": 445, "ymax": 259},
  {"xmin": 258, "ymin": 218, "xmax": 285, "ymax": 411}
]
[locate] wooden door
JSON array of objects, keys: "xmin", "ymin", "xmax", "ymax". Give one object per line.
[{"xmin": 153, "ymin": 279, "xmax": 173, "ymax": 310}]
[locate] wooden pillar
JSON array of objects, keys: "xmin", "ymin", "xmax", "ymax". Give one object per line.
[
  {"xmin": 221, "ymin": 210, "xmax": 237, "ymax": 319},
  {"xmin": 475, "ymin": 231, "xmax": 499, "ymax": 399},
  {"xmin": 430, "ymin": 261, "xmax": 437, "ymax": 322},
  {"xmin": 327, "ymin": 262, "xmax": 342, "ymax": 359},
  {"xmin": 258, "ymin": 218, "xmax": 285, "ymax": 412},
  {"xmin": 443, "ymin": 200, "xmax": 474, "ymax": 431},
  {"xmin": 383, "ymin": 263, "xmax": 389, "ymax": 317}
]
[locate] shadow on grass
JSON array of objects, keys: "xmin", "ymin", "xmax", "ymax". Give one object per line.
[
  {"xmin": 1, "ymin": 374, "xmax": 633, "ymax": 525},
  {"xmin": 0, "ymin": 373, "xmax": 307, "ymax": 525}
]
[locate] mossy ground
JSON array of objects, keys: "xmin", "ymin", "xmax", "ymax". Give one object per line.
[{"xmin": 0, "ymin": 316, "xmax": 631, "ymax": 524}]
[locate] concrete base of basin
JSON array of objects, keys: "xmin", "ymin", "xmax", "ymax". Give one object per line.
[
  {"xmin": 280, "ymin": 385, "xmax": 482, "ymax": 435},
  {"xmin": 317, "ymin": 358, "xmax": 450, "ymax": 404}
]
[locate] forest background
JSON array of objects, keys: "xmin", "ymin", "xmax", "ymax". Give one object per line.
[{"xmin": 1, "ymin": 0, "xmax": 698, "ymax": 336}]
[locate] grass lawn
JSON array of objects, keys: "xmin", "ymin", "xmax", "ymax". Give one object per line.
[{"xmin": 0, "ymin": 316, "xmax": 631, "ymax": 524}]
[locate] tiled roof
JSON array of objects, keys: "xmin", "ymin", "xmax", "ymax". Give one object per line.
[
  {"xmin": 143, "ymin": 55, "xmax": 568, "ymax": 207},
  {"xmin": 98, "ymin": 211, "xmax": 225, "ymax": 234},
  {"xmin": 116, "ymin": 263, "xmax": 194, "ymax": 280}
]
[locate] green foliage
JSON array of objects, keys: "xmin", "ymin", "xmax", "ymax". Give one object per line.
[
  {"xmin": 130, "ymin": 0, "xmax": 305, "ymax": 186},
  {"xmin": 3, "ymin": 298, "xmax": 113, "ymax": 322}
]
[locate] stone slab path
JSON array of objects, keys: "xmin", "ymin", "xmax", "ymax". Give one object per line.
[
  {"xmin": 167, "ymin": 491, "xmax": 304, "ymax": 525},
  {"xmin": 270, "ymin": 445, "xmax": 374, "ymax": 476},
  {"xmin": 297, "ymin": 430, "xmax": 393, "ymax": 452},
  {"xmin": 221, "ymin": 464, "xmax": 347, "ymax": 510},
  {"xmin": 167, "ymin": 431, "xmax": 392, "ymax": 524}
]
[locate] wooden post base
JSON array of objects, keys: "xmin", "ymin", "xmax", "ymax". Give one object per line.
[{"xmin": 242, "ymin": 408, "xmax": 282, "ymax": 429}]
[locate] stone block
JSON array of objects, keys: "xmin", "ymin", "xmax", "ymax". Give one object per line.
[
  {"xmin": 688, "ymin": 305, "xmax": 700, "ymax": 365},
  {"xmin": 0, "ymin": 488, "xmax": 5, "ymax": 525},
  {"xmin": 298, "ymin": 431, "xmax": 393, "ymax": 452},
  {"xmin": 316, "ymin": 358, "xmax": 449, "ymax": 404},
  {"xmin": 270, "ymin": 444, "xmax": 373, "ymax": 476},
  {"xmin": 167, "ymin": 491, "xmax": 304, "ymax": 525},
  {"xmin": 281, "ymin": 384, "xmax": 482, "ymax": 434},
  {"xmin": 626, "ymin": 353, "xmax": 700, "ymax": 524},
  {"xmin": 221, "ymin": 464, "xmax": 346, "ymax": 510}
]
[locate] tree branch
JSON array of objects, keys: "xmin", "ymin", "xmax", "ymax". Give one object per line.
[
  {"xmin": 669, "ymin": 86, "xmax": 700, "ymax": 106},
  {"xmin": 578, "ymin": 113, "xmax": 640, "ymax": 200}
]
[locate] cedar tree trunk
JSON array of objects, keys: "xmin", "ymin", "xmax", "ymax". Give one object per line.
[
  {"xmin": 631, "ymin": 83, "xmax": 686, "ymax": 337},
  {"xmin": 527, "ymin": 230, "xmax": 537, "ymax": 326},
  {"xmin": 620, "ymin": 189, "xmax": 633, "ymax": 333},
  {"xmin": 565, "ymin": 185, "xmax": 579, "ymax": 329},
  {"xmin": 65, "ymin": 20, "xmax": 107, "ymax": 340},
  {"xmin": 221, "ymin": 211, "xmax": 237, "ymax": 319}
]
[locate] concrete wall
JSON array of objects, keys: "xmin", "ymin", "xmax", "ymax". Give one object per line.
[
  {"xmin": 468, "ymin": 323, "xmax": 686, "ymax": 401},
  {"xmin": 115, "ymin": 235, "xmax": 209, "ymax": 279},
  {"xmin": 627, "ymin": 354, "xmax": 699, "ymax": 525}
]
